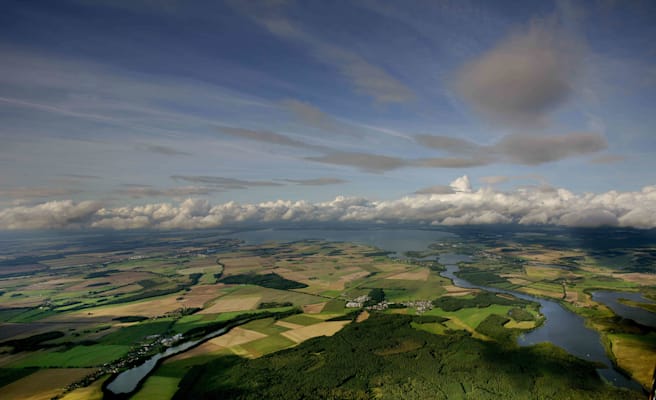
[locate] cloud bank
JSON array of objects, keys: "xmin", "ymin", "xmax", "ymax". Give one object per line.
[{"xmin": 2, "ymin": 177, "xmax": 655, "ymax": 230}]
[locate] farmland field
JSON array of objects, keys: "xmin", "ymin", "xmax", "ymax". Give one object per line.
[{"xmin": 0, "ymin": 227, "xmax": 653, "ymax": 398}]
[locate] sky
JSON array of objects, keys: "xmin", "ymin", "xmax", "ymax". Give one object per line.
[{"xmin": 1, "ymin": 0, "xmax": 655, "ymax": 230}]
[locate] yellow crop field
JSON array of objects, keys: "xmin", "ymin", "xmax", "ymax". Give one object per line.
[
  {"xmin": 443, "ymin": 285, "xmax": 478, "ymax": 296},
  {"xmin": 386, "ymin": 268, "xmax": 430, "ymax": 281},
  {"xmin": 302, "ymin": 302, "xmax": 326, "ymax": 313},
  {"xmin": 53, "ymin": 295, "xmax": 185, "ymax": 320},
  {"xmin": 60, "ymin": 375, "xmax": 108, "ymax": 400},
  {"xmin": 209, "ymin": 327, "xmax": 268, "ymax": 347},
  {"xmin": 612, "ymin": 272, "xmax": 656, "ymax": 286},
  {"xmin": 198, "ymin": 296, "xmax": 260, "ymax": 314},
  {"xmin": 525, "ymin": 266, "xmax": 561, "ymax": 280},
  {"xmin": 179, "ymin": 284, "xmax": 227, "ymax": 308},
  {"xmin": 356, "ymin": 310, "xmax": 370, "ymax": 323},
  {"xmin": 167, "ymin": 341, "xmax": 227, "ymax": 362},
  {"xmin": 609, "ymin": 334, "xmax": 656, "ymax": 389},
  {"xmin": 275, "ymin": 320, "xmax": 304, "ymax": 330},
  {"xmin": 220, "ymin": 256, "xmax": 267, "ymax": 275},
  {"xmin": 281, "ymin": 321, "xmax": 349, "ymax": 343},
  {"xmin": 504, "ymin": 320, "xmax": 536, "ymax": 329},
  {"xmin": 0, "ymin": 368, "xmax": 96, "ymax": 400}
]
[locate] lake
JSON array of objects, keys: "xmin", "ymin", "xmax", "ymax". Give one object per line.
[
  {"xmin": 591, "ymin": 291, "xmax": 656, "ymax": 328},
  {"xmin": 108, "ymin": 227, "xmax": 648, "ymax": 394},
  {"xmin": 439, "ymin": 253, "xmax": 642, "ymax": 391},
  {"xmin": 105, "ymin": 328, "xmax": 226, "ymax": 395}
]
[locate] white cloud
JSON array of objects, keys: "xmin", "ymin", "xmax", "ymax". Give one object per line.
[
  {"xmin": 2, "ymin": 177, "xmax": 655, "ymax": 230},
  {"xmin": 416, "ymin": 132, "xmax": 607, "ymax": 165},
  {"xmin": 449, "ymin": 175, "xmax": 472, "ymax": 193},
  {"xmin": 455, "ymin": 19, "xmax": 582, "ymax": 126},
  {"xmin": 258, "ymin": 16, "xmax": 415, "ymax": 103}
]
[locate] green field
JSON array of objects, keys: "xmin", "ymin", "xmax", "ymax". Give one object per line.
[
  {"xmin": 239, "ymin": 334, "xmax": 296, "ymax": 356},
  {"xmin": 132, "ymin": 376, "xmax": 180, "ymax": 400},
  {"xmin": 12, "ymin": 344, "xmax": 130, "ymax": 367},
  {"xmin": 0, "ymin": 232, "xmax": 653, "ymax": 400},
  {"xmin": 279, "ymin": 313, "xmax": 323, "ymax": 326}
]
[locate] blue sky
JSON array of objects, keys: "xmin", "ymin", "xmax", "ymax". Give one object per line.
[{"xmin": 1, "ymin": 1, "xmax": 655, "ymax": 230}]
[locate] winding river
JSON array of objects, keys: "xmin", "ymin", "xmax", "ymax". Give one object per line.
[
  {"xmin": 439, "ymin": 253, "xmax": 644, "ymax": 391},
  {"xmin": 106, "ymin": 228, "xmax": 650, "ymax": 395}
]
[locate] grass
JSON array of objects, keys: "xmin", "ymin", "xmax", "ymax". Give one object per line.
[
  {"xmin": 0, "ymin": 367, "xmax": 38, "ymax": 387},
  {"xmin": 171, "ymin": 307, "xmax": 296, "ymax": 334},
  {"xmin": 99, "ymin": 319, "xmax": 173, "ymax": 345},
  {"xmin": 279, "ymin": 314, "xmax": 322, "ymax": 326},
  {"xmin": 358, "ymin": 277, "xmax": 445, "ymax": 301},
  {"xmin": 60, "ymin": 375, "xmax": 109, "ymax": 400},
  {"xmin": 411, "ymin": 322, "xmax": 448, "ymax": 335},
  {"xmin": 12, "ymin": 344, "xmax": 130, "ymax": 367},
  {"xmin": 319, "ymin": 290, "xmax": 343, "ymax": 298},
  {"xmin": 239, "ymin": 334, "xmax": 296, "ymax": 357},
  {"xmin": 131, "ymin": 375, "xmax": 180, "ymax": 400},
  {"xmin": 425, "ymin": 304, "xmax": 516, "ymax": 331},
  {"xmin": 240, "ymin": 318, "xmax": 290, "ymax": 335},
  {"xmin": 608, "ymin": 332, "xmax": 656, "ymax": 389},
  {"xmin": 321, "ymin": 299, "xmax": 347, "ymax": 313},
  {"xmin": 0, "ymin": 368, "xmax": 96, "ymax": 400}
]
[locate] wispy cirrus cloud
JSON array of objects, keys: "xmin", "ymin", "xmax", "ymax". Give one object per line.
[
  {"xmin": 116, "ymin": 176, "xmax": 347, "ymax": 198},
  {"xmin": 170, "ymin": 175, "xmax": 285, "ymax": 189},
  {"xmin": 416, "ymin": 132, "xmax": 607, "ymax": 165},
  {"xmin": 0, "ymin": 187, "xmax": 83, "ymax": 199},
  {"xmin": 281, "ymin": 99, "xmax": 360, "ymax": 136},
  {"xmin": 138, "ymin": 143, "xmax": 191, "ymax": 156},
  {"xmin": 306, "ymin": 152, "xmax": 408, "ymax": 173},
  {"xmin": 60, "ymin": 174, "xmax": 102, "ymax": 180},
  {"xmin": 116, "ymin": 185, "xmax": 219, "ymax": 199},
  {"xmin": 216, "ymin": 125, "xmax": 329, "ymax": 152},
  {"xmin": 283, "ymin": 177, "xmax": 348, "ymax": 186},
  {"xmin": 235, "ymin": 1, "xmax": 414, "ymax": 103},
  {"xmin": 589, "ymin": 154, "xmax": 625, "ymax": 164}
]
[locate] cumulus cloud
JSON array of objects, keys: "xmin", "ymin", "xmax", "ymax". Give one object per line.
[
  {"xmin": 449, "ymin": 175, "xmax": 472, "ymax": 193},
  {"xmin": 0, "ymin": 200, "xmax": 102, "ymax": 230},
  {"xmin": 3, "ymin": 176, "xmax": 655, "ymax": 231},
  {"xmin": 455, "ymin": 19, "xmax": 582, "ymax": 126}
]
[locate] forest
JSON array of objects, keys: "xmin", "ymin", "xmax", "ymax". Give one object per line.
[{"xmin": 173, "ymin": 314, "xmax": 640, "ymax": 400}]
